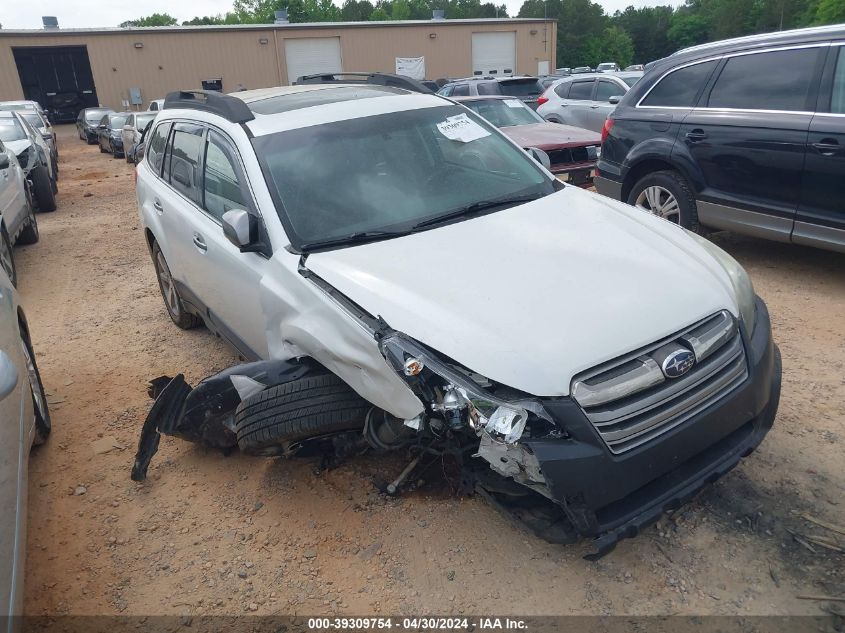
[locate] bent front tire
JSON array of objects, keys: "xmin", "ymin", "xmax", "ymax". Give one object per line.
[{"xmin": 235, "ymin": 374, "xmax": 371, "ymax": 455}]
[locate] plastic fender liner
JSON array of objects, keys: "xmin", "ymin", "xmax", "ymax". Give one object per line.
[{"xmin": 130, "ymin": 358, "xmax": 325, "ymax": 481}]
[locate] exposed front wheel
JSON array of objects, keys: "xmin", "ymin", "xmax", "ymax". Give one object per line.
[
  {"xmin": 17, "ymin": 203, "xmax": 39, "ymax": 246},
  {"xmin": 627, "ymin": 170, "xmax": 699, "ymax": 232},
  {"xmin": 31, "ymin": 164, "xmax": 57, "ymax": 212},
  {"xmin": 21, "ymin": 331, "xmax": 51, "ymax": 446},
  {"xmin": 151, "ymin": 241, "xmax": 202, "ymax": 330}
]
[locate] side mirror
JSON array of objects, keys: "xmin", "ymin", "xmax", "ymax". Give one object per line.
[
  {"xmin": 527, "ymin": 147, "xmax": 551, "ymax": 171},
  {"xmin": 0, "ymin": 154, "xmax": 9, "ymax": 170},
  {"xmin": 609, "ymin": 95, "xmax": 621, "ymax": 104},
  {"xmin": 222, "ymin": 209, "xmax": 258, "ymax": 250}
]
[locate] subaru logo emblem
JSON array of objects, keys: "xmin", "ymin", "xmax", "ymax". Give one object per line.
[{"xmin": 662, "ymin": 349, "xmax": 695, "ymax": 378}]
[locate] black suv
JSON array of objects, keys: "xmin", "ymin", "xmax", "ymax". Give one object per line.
[
  {"xmin": 595, "ymin": 25, "xmax": 845, "ymax": 254},
  {"xmin": 437, "ymin": 76, "xmax": 546, "ymax": 109}
]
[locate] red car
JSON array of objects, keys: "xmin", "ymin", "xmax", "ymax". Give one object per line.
[{"xmin": 454, "ymin": 95, "xmax": 600, "ymax": 187}]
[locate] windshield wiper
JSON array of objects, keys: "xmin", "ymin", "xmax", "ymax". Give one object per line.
[
  {"xmin": 299, "ymin": 229, "xmax": 411, "ymax": 252},
  {"xmin": 411, "ymin": 193, "xmax": 545, "ymax": 230}
]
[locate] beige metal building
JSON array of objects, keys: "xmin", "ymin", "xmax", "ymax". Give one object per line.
[{"xmin": 0, "ymin": 18, "xmax": 556, "ymax": 114}]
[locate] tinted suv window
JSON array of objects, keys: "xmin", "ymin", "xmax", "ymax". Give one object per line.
[
  {"xmin": 147, "ymin": 122, "xmax": 172, "ymax": 176},
  {"xmin": 554, "ymin": 82, "xmax": 571, "ymax": 98},
  {"xmin": 498, "ymin": 79, "xmax": 543, "ymax": 97},
  {"xmin": 476, "ymin": 82, "xmax": 499, "ymax": 96},
  {"xmin": 569, "ymin": 81, "xmax": 593, "ymax": 100},
  {"xmin": 596, "ymin": 80, "xmax": 625, "ymax": 101},
  {"xmin": 203, "ymin": 130, "xmax": 250, "ymax": 221},
  {"xmin": 167, "ymin": 125, "xmax": 204, "ymax": 203},
  {"xmin": 831, "ymin": 47, "xmax": 845, "ymax": 114},
  {"xmin": 451, "ymin": 84, "xmax": 470, "ymax": 97},
  {"xmin": 641, "ymin": 60, "xmax": 718, "ymax": 107},
  {"xmin": 707, "ymin": 48, "xmax": 820, "ymax": 111}
]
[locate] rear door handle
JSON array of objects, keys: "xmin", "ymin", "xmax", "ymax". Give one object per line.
[
  {"xmin": 686, "ymin": 129, "xmax": 707, "ymax": 142},
  {"xmin": 192, "ymin": 232, "xmax": 207, "ymax": 252},
  {"xmin": 811, "ymin": 138, "xmax": 841, "ymax": 156},
  {"xmin": 590, "ymin": 104, "xmax": 600, "ymax": 109},
  {"xmin": 153, "ymin": 199, "xmax": 163, "ymax": 214}
]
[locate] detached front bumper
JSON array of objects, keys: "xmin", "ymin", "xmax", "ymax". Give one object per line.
[{"xmin": 523, "ymin": 298, "xmax": 780, "ymax": 556}]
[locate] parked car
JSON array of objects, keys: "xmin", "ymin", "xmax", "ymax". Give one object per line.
[
  {"xmin": 147, "ymin": 99, "xmax": 165, "ymax": 111},
  {"xmin": 76, "ymin": 107, "xmax": 114, "ymax": 144},
  {"xmin": 13, "ymin": 109, "xmax": 57, "ymax": 172},
  {"xmin": 555, "ymin": 67, "xmax": 571, "ymax": 75},
  {"xmin": 121, "ymin": 112, "xmax": 157, "ymax": 164},
  {"xmin": 455, "ymin": 95, "xmax": 599, "ymax": 186},
  {"xmin": 0, "ymin": 140, "xmax": 40, "ymax": 285},
  {"xmin": 45, "ymin": 92, "xmax": 84, "ymax": 123},
  {"xmin": 571, "ymin": 66, "xmax": 593, "ymax": 74},
  {"xmin": 624, "ymin": 64, "xmax": 645, "ymax": 71},
  {"xmin": 0, "ymin": 261, "xmax": 51, "ymax": 619},
  {"xmin": 438, "ymin": 76, "xmax": 547, "ymax": 109},
  {"xmin": 136, "ymin": 82, "xmax": 780, "ymax": 552},
  {"xmin": 596, "ymin": 62, "xmax": 620, "ymax": 73},
  {"xmin": 0, "ymin": 100, "xmax": 47, "ymax": 119},
  {"xmin": 0, "ymin": 112, "xmax": 57, "ymax": 213},
  {"xmin": 97, "ymin": 112, "xmax": 130, "ymax": 158},
  {"xmin": 595, "ymin": 24, "xmax": 845, "ymax": 254},
  {"xmin": 537, "ymin": 71, "xmax": 643, "ymax": 133}
]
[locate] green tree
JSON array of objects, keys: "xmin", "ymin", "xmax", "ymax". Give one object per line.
[
  {"xmin": 119, "ymin": 12, "xmax": 179, "ymax": 27},
  {"xmin": 667, "ymin": 8, "xmax": 710, "ymax": 49},
  {"xmin": 182, "ymin": 15, "xmax": 227, "ymax": 25},
  {"xmin": 582, "ymin": 25, "xmax": 634, "ymax": 68},
  {"xmin": 809, "ymin": 0, "xmax": 845, "ymax": 23},
  {"xmin": 341, "ymin": 0, "xmax": 375, "ymax": 20},
  {"xmin": 370, "ymin": 7, "xmax": 391, "ymax": 19},
  {"xmin": 613, "ymin": 5, "xmax": 674, "ymax": 64}
]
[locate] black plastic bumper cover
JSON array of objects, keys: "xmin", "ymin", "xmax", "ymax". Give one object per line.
[{"xmin": 525, "ymin": 298, "xmax": 780, "ymax": 557}]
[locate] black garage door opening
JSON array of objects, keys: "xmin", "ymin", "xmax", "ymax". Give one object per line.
[{"xmin": 13, "ymin": 46, "xmax": 99, "ymax": 123}]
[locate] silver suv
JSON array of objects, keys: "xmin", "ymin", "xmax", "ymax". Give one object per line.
[{"xmin": 537, "ymin": 71, "xmax": 643, "ymax": 132}]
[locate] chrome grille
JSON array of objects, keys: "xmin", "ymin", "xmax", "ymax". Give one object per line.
[{"xmin": 572, "ymin": 311, "xmax": 748, "ymax": 454}]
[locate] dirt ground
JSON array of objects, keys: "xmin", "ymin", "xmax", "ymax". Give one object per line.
[{"xmin": 14, "ymin": 124, "xmax": 845, "ymax": 617}]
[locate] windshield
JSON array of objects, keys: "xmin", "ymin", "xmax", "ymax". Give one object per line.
[
  {"xmin": 253, "ymin": 105, "xmax": 553, "ymax": 249},
  {"xmin": 0, "ymin": 103, "xmax": 36, "ymax": 112},
  {"xmin": 621, "ymin": 74, "xmax": 642, "ymax": 87},
  {"xmin": 109, "ymin": 115, "xmax": 128, "ymax": 128},
  {"xmin": 85, "ymin": 110, "xmax": 111, "ymax": 123},
  {"xmin": 136, "ymin": 113, "xmax": 156, "ymax": 130},
  {"xmin": 0, "ymin": 118, "xmax": 27, "ymax": 142},
  {"xmin": 498, "ymin": 79, "xmax": 543, "ymax": 97},
  {"xmin": 462, "ymin": 98, "xmax": 543, "ymax": 127}
]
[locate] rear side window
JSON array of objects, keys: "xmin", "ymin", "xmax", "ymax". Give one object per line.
[
  {"xmin": 476, "ymin": 82, "xmax": 499, "ymax": 95},
  {"xmin": 596, "ymin": 80, "xmax": 625, "ymax": 101},
  {"xmin": 166, "ymin": 125, "xmax": 204, "ymax": 203},
  {"xmin": 146, "ymin": 122, "xmax": 172, "ymax": 176},
  {"xmin": 641, "ymin": 60, "xmax": 718, "ymax": 108},
  {"xmin": 499, "ymin": 79, "xmax": 543, "ymax": 97},
  {"xmin": 707, "ymin": 48, "xmax": 820, "ymax": 112},
  {"xmin": 568, "ymin": 81, "xmax": 594, "ymax": 100},
  {"xmin": 831, "ymin": 47, "xmax": 845, "ymax": 113},
  {"xmin": 554, "ymin": 82, "xmax": 571, "ymax": 98},
  {"xmin": 451, "ymin": 84, "xmax": 470, "ymax": 96},
  {"xmin": 203, "ymin": 130, "xmax": 251, "ymax": 221}
]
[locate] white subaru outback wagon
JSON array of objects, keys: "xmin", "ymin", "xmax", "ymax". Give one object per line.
[{"xmin": 136, "ymin": 78, "xmax": 781, "ymax": 554}]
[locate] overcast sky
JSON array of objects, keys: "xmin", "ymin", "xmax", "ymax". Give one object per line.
[{"xmin": 3, "ymin": 0, "xmax": 682, "ymax": 29}]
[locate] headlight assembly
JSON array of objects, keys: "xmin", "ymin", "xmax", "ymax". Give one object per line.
[
  {"xmin": 379, "ymin": 332, "xmax": 549, "ymax": 444},
  {"xmin": 687, "ymin": 231, "xmax": 756, "ymax": 338}
]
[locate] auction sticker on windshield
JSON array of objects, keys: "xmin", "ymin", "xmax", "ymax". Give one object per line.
[
  {"xmin": 504, "ymin": 99, "xmax": 523, "ymax": 108},
  {"xmin": 436, "ymin": 113, "xmax": 490, "ymax": 143}
]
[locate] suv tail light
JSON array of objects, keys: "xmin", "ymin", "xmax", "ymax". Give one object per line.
[
  {"xmin": 537, "ymin": 91, "xmax": 549, "ymax": 106},
  {"xmin": 601, "ymin": 117, "xmax": 615, "ymax": 145}
]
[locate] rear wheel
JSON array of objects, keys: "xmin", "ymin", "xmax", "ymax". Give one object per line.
[
  {"xmin": 20, "ymin": 330, "xmax": 50, "ymax": 445},
  {"xmin": 0, "ymin": 225, "xmax": 16, "ymax": 287},
  {"xmin": 627, "ymin": 170, "xmax": 699, "ymax": 232},
  {"xmin": 17, "ymin": 203, "xmax": 39, "ymax": 246},
  {"xmin": 151, "ymin": 241, "xmax": 202, "ymax": 329},
  {"xmin": 234, "ymin": 373, "xmax": 371, "ymax": 455},
  {"xmin": 31, "ymin": 164, "xmax": 57, "ymax": 212}
]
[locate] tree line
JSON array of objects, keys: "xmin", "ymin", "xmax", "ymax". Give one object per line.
[{"xmin": 121, "ymin": 0, "xmax": 845, "ymax": 70}]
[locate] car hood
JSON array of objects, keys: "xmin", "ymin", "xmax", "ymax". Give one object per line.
[
  {"xmin": 5, "ymin": 139, "xmax": 31, "ymax": 156},
  {"xmin": 305, "ymin": 187, "xmax": 739, "ymax": 397},
  {"xmin": 502, "ymin": 122, "xmax": 600, "ymax": 148}
]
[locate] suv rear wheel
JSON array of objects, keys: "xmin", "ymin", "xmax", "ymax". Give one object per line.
[
  {"xmin": 627, "ymin": 170, "xmax": 699, "ymax": 232},
  {"xmin": 151, "ymin": 241, "xmax": 202, "ymax": 329}
]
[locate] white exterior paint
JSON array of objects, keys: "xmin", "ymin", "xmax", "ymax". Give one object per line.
[
  {"xmin": 284, "ymin": 37, "xmax": 342, "ymax": 85},
  {"xmin": 471, "ymin": 31, "xmax": 516, "ymax": 76}
]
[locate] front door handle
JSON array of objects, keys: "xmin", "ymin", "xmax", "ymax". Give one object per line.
[
  {"xmin": 192, "ymin": 232, "xmax": 207, "ymax": 252},
  {"xmin": 686, "ymin": 129, "xmax": 707, "ymax": 142},
  {"xmin": 811, "ymin": 138, "xmax": 841, "ymax": 156}
]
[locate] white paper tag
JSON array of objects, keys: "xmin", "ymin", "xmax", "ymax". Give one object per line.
[
  {"xmin": 436, "ymin": 113, "xmax": 490, "ymax": 143},
  {"xmin": 504, "ymin": 99, "xmax": 523, "ymax": 108}
]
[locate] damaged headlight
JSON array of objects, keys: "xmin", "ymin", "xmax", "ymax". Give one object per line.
[
  {"xmin": 687, "ymin": 231, "xmax": 756, "ymax": 338},
  {"xmin": 379, "ymin": 332, "xmax": 546, "ymax": 444}
]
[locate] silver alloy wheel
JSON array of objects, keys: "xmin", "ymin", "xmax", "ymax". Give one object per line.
[
  {"xmin": 634, "ymin": 185, "xmax": 681, "ymax": 223},
  {"xmin": 21, "ymin": 338, "xmax": 47, "ymax": 424},
  {"xmin": 156, "ymin": 250, "xmax": 181, "ymax": 317},
  {"xmin": 0, "ymin": 233, "xmax": 13, "ymax": 281}
]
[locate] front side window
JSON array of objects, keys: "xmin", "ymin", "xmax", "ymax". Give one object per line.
[
  {"xmin": 167, "ymin": 124, "xmax": 204, "ymax": 203},
  {"xmin": 831, "ymin": 47, "xmax": 845, "ymax": 114},
  {"xmin": 641, "ymin": 60, "xmax": 718, "ymax": 108},
  {"xmin": 136, "ymin": 113, "xmax": 157, "ymax": 131},
  {"xmin": 109, "ymin": 114, "xmax": 128, "ymax": 129},
  {"xmin": 462, "ymin": 98, "xmax": 544, "ymax": 127},
  {"xmin": 147, "ymin": 122, "xmax": 172, "ymax": 175},
  {"xmin": 476, "ymin": 82, "xmax": 500, "ymax": 96},
  {"xmin": 253, "ymin": 105, "xmax": 554, "ymax": 249},
  {"xmin": 596, "ymin": 80, "xmax": 625, "ymax": 101},
  {"xmin": 568, "ymin": 81, "xmax": 594, "ymax": 100},
  {"xmin": 451, "ymin": 84, "xmax": 470, "ymax": 97},
  {"xmin": 203, "ymin": 130, "xmax": 250, "ymax": 222},
  {"xmin": 707, "ymin": 47, "xmax": 820, "ymax": 111}
]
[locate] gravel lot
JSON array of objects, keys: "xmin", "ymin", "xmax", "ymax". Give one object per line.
[{"xmin": 15, "ymin": 125, "xmax": 845, "ymax": 617}]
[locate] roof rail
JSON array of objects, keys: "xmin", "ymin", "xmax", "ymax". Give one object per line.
[
  {"xmin": 293, "ymin": 72, "xmax": 434, "ymax": 94},
  {"xmin": 162, "ymin": 90, "xmax": 255, "ymax": 123}
]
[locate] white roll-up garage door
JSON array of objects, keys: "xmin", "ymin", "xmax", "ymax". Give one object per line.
[
  {"xmin": 284, "ymin": 37, "xmax": 342, "ymax": 84},
  {"xmin": 471, "ymin": 32, "xmax": 516, "ymax": 76}
]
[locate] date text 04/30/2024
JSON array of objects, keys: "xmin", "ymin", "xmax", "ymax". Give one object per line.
[{"xmin": 307, "ymin": 618, "xmax": 528, "ymax": 630}]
